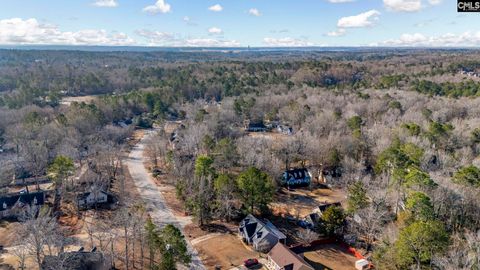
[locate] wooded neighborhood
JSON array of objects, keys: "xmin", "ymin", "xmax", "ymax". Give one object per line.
[{"xmin": 0, "ymin": 48, "xmax": 479, "ymax": 270}]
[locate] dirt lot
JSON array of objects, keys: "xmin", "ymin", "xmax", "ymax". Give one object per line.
[
  {"xmin": 192, "ymin": 234, "xmax": 258, "ymax": 270},
  {"xmin": 303, "ymin": 244, "xmax": 358, "ymax": 270},
  {"xmin": 0, "ymin": 221, "xmax": 18, "ymax": 247},
  {"xmin": 60, "ymin": 95, "xmax": 99, "ymax": 106},
  {"xmin": 271, "ymin": 186, "xmax": 345, "ymax": 218},
  {"xmin": 247, "ymin": 131, "xmax": 291, "ymax": 141},
  {"xmin": 7, "ymin": 183, "xmax": 53, "ymax": 194},
  {"xmin": 0, "ymin": 221, "xmax": 37, "ymax": 269}
]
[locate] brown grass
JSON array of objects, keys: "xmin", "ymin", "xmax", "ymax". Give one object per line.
[
  {"xmin": 192, "ymin": 234, "xmax": 258, "ymax": 270},
  {"xmin": 303, "ymin": 244, "xmax": 358, "ymax": 270},
  {"xmin": 271, "ymin": 186, "xmax": 345, "ymax": 218}
]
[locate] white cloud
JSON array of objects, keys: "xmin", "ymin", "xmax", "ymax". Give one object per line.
[
  {"xmin": 185, "ymin": 39, "xmax": 239, "ymax": 47},
  {"xmin": 380, "ymin": 31, "xmax": 480, "ymax": 47},
  {"xmin": 0, "ymin": 18, "xmax": 135, "ymax": 45},
  {"xmin": 383, "ymin": 0, "xmax": 422, "ymax": 12},
  {"xmin": 383, "ymin": 0, "xmax": 441, "ymax": 12},
  {"xmin": 92, "ymin": 0, "xmax": 118, "ymax": 7},
  {"xmin": 143, "ymin": 0, "xmax": 171, "ymax": 14},
  {"xmin": 327, "ymin": 28, "xmax": 346, "ymax": 37},
  {"xmin": 428, "ymin": 0, "xmax": 441, "ymax": 5},
  {"xmin": 337, "ymin": 10, "xmax": 380, "ymax": 28},
  {"xmin": 183, "ymin": 16, "xmax": 190, "ymax": 22},
  {"xmin": 136, "ymin": 28, "xmax": 238, "ymax": 47},
  {"xmin": 248, "ymin": 8, "xmax": 261, "ymax": 16},
  {"xmin": 93, "ymin": 0, "xmax": 118, "ymax": 7},
  {"xmin": 263, "ymin": 37, "xmax": 314, "ymax": 47},
  {"xmin": 208, "ymin": 4, "xmax": 223, "ymax": 12},
  {"xmin": 208, "ymin": 27, "xmax": 223, "ymax": 35}
]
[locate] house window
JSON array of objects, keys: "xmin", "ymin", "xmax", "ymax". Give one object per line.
[
  {"xmin": 2, "ymin": 202, "xmax": 6, "ymax": 209},
  {"xmin": 33, "ymin": 197, "xmax": 38, "ymax": 205}
]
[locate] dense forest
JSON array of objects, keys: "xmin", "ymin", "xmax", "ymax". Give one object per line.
[
  {"xmin": 1, "ymin": 48, "xmax": 480, "ymax": 269},
  {"xmin": 1, "ymin": 48, "xmax": 480, "ymax": 109}
]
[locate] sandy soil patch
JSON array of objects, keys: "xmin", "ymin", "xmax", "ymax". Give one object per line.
[
  {"xmin": 60, "ymin": 95, "xmax": 99, "ymax": 106},
  {"xmin": 271, "ymin": 187, "xmax": 345, "ymax": 218},
  {"xmin": 0, "ymin": 222, "xmax": 19, "ymax": 247},
  {"xmin": 303, "ymin": 244, "xmax": 358, "ymax": 270},
  {"xmin": 192, "ymin": 234, "xmax": 258, "ymax": 270}
]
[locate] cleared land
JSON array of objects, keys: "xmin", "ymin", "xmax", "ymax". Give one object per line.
[
  {"xmin": 60, "ymin": 95, "xmax": 99, "ymax": 106},
  {"xmin": 192, "ymin": 234, "xmax": 258, "ymax": 270},
  {"xmin": 271, "ymin": 187, "xmax": 345, "ymax": 218},
  {"xmin": 303, "ymin": 244, "xmax": 358, "ymax": 270}
]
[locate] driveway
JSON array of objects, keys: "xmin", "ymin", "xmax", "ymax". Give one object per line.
[{"xmin": 126, "ymin": 130, "xmax": 205, "ymax": 269}]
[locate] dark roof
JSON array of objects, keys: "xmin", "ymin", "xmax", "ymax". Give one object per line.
[
  {"xmin": 0, "ymin": 192, "xmax": 45, "ymax": 211},
  {"xmin": 240, "ymin": 214, "xmax": 263, "ymax": 238},
  {"xmin": 284, "ymin": 168, "xmax": 310, "ymax": 180},
  {"xmin": 318, "ymin": 202, "xmax": 342, "ymax": 213},
  {"xmin": 77, "ymin": 192, "xmax": 91, "ymax": 201},
  {"xmin": 246, "ymin": 121, "xmax": 267, "ymax": 131},
  {"xmin": 42, "ymin": 251, "xmax": 111, "ymax": 270},
  {"xmin": 248, "ymin": 122, "xmax": 266, "ymax": 128},
  {"xmin": 308, "ymin": 213, "xmax": 320, "ymax": 223},
  {"xmin": 240, "ymin": 214, "xmax": 286, "ymax": 241},
  {"xmin": 245, "ymin": 222, "xmax": 258, "ymax": 238},
  {"xmin": 268, "ymin": 243, "xmax": 314, "ymax": 270}
]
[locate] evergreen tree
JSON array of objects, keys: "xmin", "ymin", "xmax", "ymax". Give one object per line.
[
  {"xmin": 346, "ymin": 181, "xmax": 369, "ymax": 214},
  {"xmin": 236, "ymin": 167, "xmax": 274, "ymax": 213}
]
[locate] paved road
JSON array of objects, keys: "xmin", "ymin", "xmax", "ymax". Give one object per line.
[{"xmin": 126, "ymin": 130, "xmax": 205, "ymax": 270}]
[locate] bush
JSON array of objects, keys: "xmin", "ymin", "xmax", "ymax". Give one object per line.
[
  {"xmin": 452, "ymin": 165, "xmax": 480, "ymax": 187},
  {"xmin": 347, "ymin": 116, "xmax": 363, "ymax": 130},
  {"xmin": 135, "ymin": 116, "xmax": 153, "ymax": 129},
  {"xmin": 401, "ymin": 122, "xmax": 421, "ymax": 136}
]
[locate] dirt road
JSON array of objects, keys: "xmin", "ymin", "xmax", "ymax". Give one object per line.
[{"xmin": 126, "ymin": 130, "xmax": 205, "ymax": 269}]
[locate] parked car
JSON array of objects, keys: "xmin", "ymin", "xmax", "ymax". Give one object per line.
[
  {"xmin": 297, "ymin": 220, "xmax": 313, "ymax": 229},
  {"xmin": 244, "ymin": 258, "xmax": 259, "ymax": 268}
]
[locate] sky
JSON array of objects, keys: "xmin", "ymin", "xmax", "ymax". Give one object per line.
[{"xmin": 0, "ymin": 0, "xmax": 479, "ymax": 47}]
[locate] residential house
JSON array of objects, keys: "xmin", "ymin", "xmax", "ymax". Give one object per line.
[
  {"xmin": 0, "ymin": 191, "xmax": 45, "ymax": 218},
  {"xmin": 460, "ymin": 69, "xmax": 480, "ymax": 78},
  {"xmin": 265, "ymin": 243, "xmax": 314, "ymax": 270},
  {"xmin": 239, "ymin": 214, "xmax": 287, "ymax": 252},
  {"xmin": 282, "ymin": 168, "xmax": 312, "ymax": 187},
  {"xmin": 245, "ymin": 121, "xmax": 268, "ymax": 132},
  {"xmin": 42, "ymin": 248, "xmax": 111, "ymax": 270},
  {"xmin": 277, "ymin": 125, "xmax": 293, "ymax": 135},
  {"xmin": 77, "ymin": 188, "xmax": 114, "ymax": 209}
]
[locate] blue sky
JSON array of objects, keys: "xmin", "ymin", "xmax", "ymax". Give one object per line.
[{"xmin": 0, "ymin": 0, "xmax": 478, "ymax": 47}]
